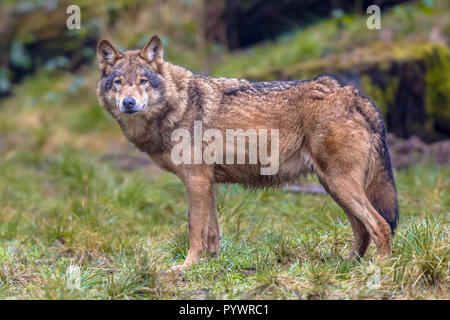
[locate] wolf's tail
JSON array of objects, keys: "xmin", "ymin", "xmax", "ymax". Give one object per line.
[{"xmin": 365, "ymin": 123, "xmax": 399, "ymax": 235}]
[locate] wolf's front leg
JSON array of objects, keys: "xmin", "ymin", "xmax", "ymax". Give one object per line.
[
  {"xmin": 207, "ymin": 192, "xmax": 221, "ymax": 257},
  {"xmin": 171, "ymin": 173, "xmax": 213, "ymax": 272}
]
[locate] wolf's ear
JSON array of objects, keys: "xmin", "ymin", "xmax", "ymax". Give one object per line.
[
  {"xmin": 97, "ymin": 39, "xmax": 122, "ymax": 74},
  {"xmin": 140, "ymin": 35, "xmax": 164, "ymax": 64}
]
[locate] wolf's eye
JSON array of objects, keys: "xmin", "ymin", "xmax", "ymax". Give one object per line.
[
  {"xmin": 114, "ymin": 79, "xmax": 122, "ymax": 85},
  {"xmin": 140, "ymin": 79, "xmax": 148, "ymax": 85}
]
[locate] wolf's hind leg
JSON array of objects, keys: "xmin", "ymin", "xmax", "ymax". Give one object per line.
[
  {"xmin": 346, "ymin": 214, "xmax": 370, "ymax": 259},
  {"xmin": 312, "ymin": 121, "xmax": 392, "ymax": 258},
  {"xmin": 317, "ymin": 173, "xmax": 391, "ymax": 258}
]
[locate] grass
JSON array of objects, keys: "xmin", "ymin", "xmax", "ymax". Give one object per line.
[
  {"xmin": 0, "ymin": 131, "xmax": 448, "ymax": 299},
  {"xmin": 0, "ymin": 69, "xmax": 448, "ymax": 300}
]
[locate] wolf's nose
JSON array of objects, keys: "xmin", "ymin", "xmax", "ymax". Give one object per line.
[{"xmin": 123, "ymin": 97, "xmax": 136, "ymax": 108}]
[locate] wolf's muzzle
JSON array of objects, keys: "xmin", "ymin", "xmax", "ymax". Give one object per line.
[{"xmin": 121, "ymin": 97, "xmax": 140, "ymax": 114}]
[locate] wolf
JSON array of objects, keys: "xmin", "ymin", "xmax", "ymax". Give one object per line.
[{"xmin": 96, "ymin": 35, "xmax": 399, "ymax": 272}]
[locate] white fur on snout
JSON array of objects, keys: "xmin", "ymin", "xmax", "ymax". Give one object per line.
[{"xmin": 116, "ymin": 93, "xmax": 147, "ymax": 138}]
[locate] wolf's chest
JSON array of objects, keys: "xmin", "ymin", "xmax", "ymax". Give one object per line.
[{"xmin": 118, "ymin": 116, "xmax": 152, "ymax": 147}]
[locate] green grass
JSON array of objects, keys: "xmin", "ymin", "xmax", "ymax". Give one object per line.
[
  {"xmin": 0, "ymin": 69, "xmax": 448, "ymax": 299},
  {"xmin": 0, "ymin": 135, "xmax": 448, "ymax": 299}
]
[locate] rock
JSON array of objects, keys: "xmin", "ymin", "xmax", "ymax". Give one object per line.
[
  {"xmin": 388, "ymin": 134, "xmax": 450, "ymax": 169},
  {"xmin": 284, "ymin": 183, "xmax": 326, "ymax": 194},
  {"xmin": 429, "ymin": 140, "xmax": 450, "ymax": 166}
]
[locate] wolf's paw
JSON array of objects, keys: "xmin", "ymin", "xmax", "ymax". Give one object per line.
[
  {"xmin": 207, "ymin": 241, "xmax": 221, "ymax": 258},
  {"xmin": 168, "ymin": 263, "xmax": 189, "ymax": 274},
  {"xmin": 207, "ymin": 249, "xmax": 220, "ymax": 258}
]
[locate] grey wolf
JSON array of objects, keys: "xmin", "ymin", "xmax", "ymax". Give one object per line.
[{"xmin": 96, "ymin": 35, "xmax": 399, "ymax": 271}]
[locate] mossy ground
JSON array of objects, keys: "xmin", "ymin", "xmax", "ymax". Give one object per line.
[{"xmin": 0, "ymin": 68, "xmax": 448, "ymax": 300}]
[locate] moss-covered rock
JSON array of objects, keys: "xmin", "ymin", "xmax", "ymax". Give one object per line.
[{"xmin": 424, "ymin": 44, "xmax": 450, "ymax": 138}]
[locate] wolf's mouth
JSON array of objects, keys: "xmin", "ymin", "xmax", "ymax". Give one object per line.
[
  {"xmin": 118, "ymin": 101, "xmax": 147, "ymax": 115},
  {"xmin": 121, "ymin": 104, "xmax": 146, "ymax": 115}
]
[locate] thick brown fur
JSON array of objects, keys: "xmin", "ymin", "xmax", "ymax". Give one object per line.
[{"xmin": 97, "ymin": 36, "xmax": 399, "ymax": 271}]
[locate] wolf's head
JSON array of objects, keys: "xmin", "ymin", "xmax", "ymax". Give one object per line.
[{"xmin": 96, "ymin": 36, "xmax": 168, "ymax": 117}]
